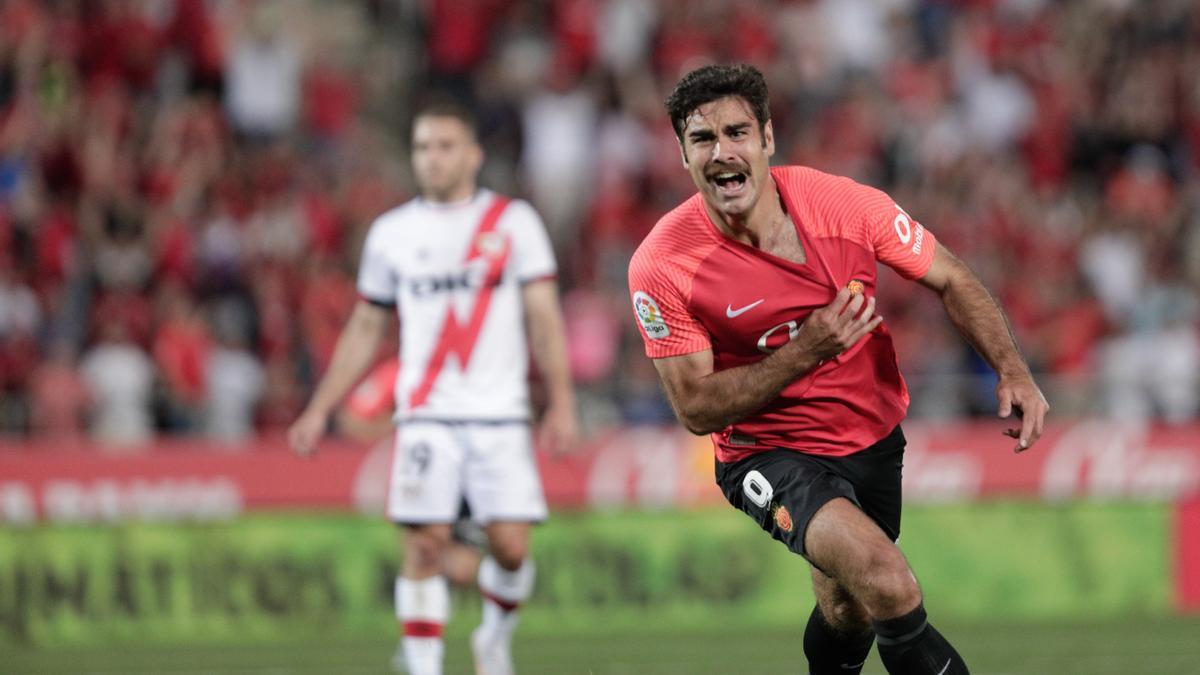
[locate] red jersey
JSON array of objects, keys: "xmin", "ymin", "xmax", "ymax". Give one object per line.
[{"xmin": 628, "ymin": 166, "xmax": 938, "ymax": 462}]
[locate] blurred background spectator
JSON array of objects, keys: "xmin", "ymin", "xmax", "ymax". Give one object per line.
[
  {"xmin": 203, "ymin": 296, "xmax": 264, "ymax": 442},
  {"xmin": 2, "ymin": 0, "xmax": 1199, "ymax": 446},
  {"xmin": 79, "ymin": 314, "xmax": 154, "ymax": 447}
]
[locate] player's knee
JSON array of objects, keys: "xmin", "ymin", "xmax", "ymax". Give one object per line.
[
  {"xmin": 861, "ymin": 549, "xmax": 922, "ymax": 618},
  {"xmin": 404, "ymin": 527, "xmax": 451, "ymax": 574},
  {"xmin": 488, "ymin": 537, "xmax": 529, "ymax": 570},
  {"xmin": 876, "ymin": 569, "xmax": 922, "ymax": 618}
]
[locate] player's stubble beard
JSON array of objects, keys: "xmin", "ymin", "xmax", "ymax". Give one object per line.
[
  {"xmin": 691, "ymin": 137, "xmax": 772, "ymax": 230},
  {"xmin": 419, "ymin": 164, "xmax": 475, "ymax": 204},
  {"xmin": 699, "ymin": 160, "xmax": 768, "ymax": 233}
]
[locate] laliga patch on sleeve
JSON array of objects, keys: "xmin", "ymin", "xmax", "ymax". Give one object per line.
[{"xmin": 633, "ymin": 291, "xmax": 670, "ymax": 339}]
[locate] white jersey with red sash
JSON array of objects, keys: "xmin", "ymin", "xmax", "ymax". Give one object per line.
[{"xmin": 357, "ymin": 189, "xmax": 557, "ymax": 423}]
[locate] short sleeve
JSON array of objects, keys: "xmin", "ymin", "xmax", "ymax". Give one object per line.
[
  {"xmin": 505, "ymin": 200, "xmax": 557, "ymax": 282},
  {"xmin": 357, "ymin": 217, "xmax": 399, "ymax": 305},
  {"xmin": 855, "ymin": 183, "xmax": 938, "ymax": 280},
  {"xmin": 627, "ymin": 244, "xmax": 712, "ymax": 359}
]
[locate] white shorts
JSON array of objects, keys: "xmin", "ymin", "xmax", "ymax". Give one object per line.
[{"xmin": 386, "ymin": 421, "xmax": 548, "ymax": 525}]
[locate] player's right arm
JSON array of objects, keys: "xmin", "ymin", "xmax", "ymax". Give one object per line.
[
  {"xmin": 652, "ymin": 288, "xmax": 880, "ymax": 435},
  {"xmin": 288, "ymin": 299, "xmax": 391, "ymax": 456},
  {"xmin": 845, "ymin": 176, "xmax": 1048, "ymax": 452}
]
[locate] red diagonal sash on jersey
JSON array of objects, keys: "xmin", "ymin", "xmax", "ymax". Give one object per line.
[{"xmin": 408, "ymin": 196, "xmax": 512, "ymax": 409}]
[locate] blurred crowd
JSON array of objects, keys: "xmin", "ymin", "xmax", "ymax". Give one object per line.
[{"xmin": 2, "ymin": 0, "xmax": 1199, "ymax": 447}]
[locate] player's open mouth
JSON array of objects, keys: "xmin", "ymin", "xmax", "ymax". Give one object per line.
[{"xmin": 711, "ymin": 171, "xmax": 747, "ymax": 196}]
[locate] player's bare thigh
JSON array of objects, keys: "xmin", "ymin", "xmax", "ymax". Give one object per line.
[
  {"xmin": 804, "ymin": 497, "xmax": 921, "ymax": 620},
  {"xmin": 402, "ymin": 523, "xmax": 454, "ymax": 578},
  {"xmin": 484, "ymin": 520, "xmax": 532, "ymax": 570}
]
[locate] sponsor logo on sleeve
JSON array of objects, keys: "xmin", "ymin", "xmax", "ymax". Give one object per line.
[
  {"xmin": 893, "ymin": 204, "xmax": 924, "ymax": 255},
  {"xmin": 893, "ymin": 207, "xmax": 912, "ymax": 244},
  {"xmin": 633, "ymin": 291, "xmax": 670, "ymax": 340}
]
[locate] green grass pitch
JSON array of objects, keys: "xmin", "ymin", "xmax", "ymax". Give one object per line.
[{"xmin": 6, "ymin": 617, "xmax": 1200, "ymax": 674}]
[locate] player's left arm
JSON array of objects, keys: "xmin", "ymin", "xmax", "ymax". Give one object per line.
[
  {"xmin": 522, "ymin": 279, "xmax": 578, "ymax": 455},
  {"xmin": 918, "ymin": 244, "xmax": 1049, "ymax": 452}
]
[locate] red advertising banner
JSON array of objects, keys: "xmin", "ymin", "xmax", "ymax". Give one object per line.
[
  {"xmin": 0, "ymin": 437, "xmax": 373, "ymax": 523},
  {"xmin": 1176, "ymin": 495, "xmax": 1200, "ymax": 613},
  {"xmin": 1, "ymin": 420, "xmax": 1199, "ymax": 524},
  {"xmin": 563, "ymin": 420, "xmax": 1200, "ymax": 508}
]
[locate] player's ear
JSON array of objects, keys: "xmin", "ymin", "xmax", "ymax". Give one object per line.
[
  {"xmin": 763, "ymin": 120, "xmax": 775, "ymax": 158},
  {"xmin": 470, "ymin": 141, "xmax": 485, "ymax": 173}
]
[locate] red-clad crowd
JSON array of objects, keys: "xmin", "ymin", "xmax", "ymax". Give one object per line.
[{"xmin": 1, "ymin": 0, "xmax": 1198, "ymax": 447}]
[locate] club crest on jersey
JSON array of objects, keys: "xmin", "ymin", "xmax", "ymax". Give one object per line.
[
  {"xmin": 633, "ymin": 291, "xmax": 669, "ymax": 339},
  {"xmin": 475, "ymin": 231, "xmax": 508, "ymax": 258},
  {"xmin": 847, "ymin": 279, "xmax": 865, "ymax": 295},
  {"xmin": 773, "ymin": 504, "xmax": 794, "ymax": 532}
]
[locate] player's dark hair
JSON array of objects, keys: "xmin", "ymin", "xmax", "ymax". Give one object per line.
[
  {"xmin": 413, "ymin": 99, "xmax": 479, "ymax": 140},
  {"xmin": 665, "ymin": 64, "xmax": 770, "ymax": 142}
]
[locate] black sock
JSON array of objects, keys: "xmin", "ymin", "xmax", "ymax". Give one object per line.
[
  {"xmin": 872, "ymin": 603, "xmax": 969, "ymax": 675},
  {"xmin": 804, "ymin": 604, "xmax": 875, "ymax": 675}
]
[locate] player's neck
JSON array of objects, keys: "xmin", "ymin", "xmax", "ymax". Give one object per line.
[
  {"xmin": 423, "ymin": 183, "xmax": 479, "ymax": 205},
  {"xmin": 705, "ymin": 179, "xmax": 785, "ymax": 248}
]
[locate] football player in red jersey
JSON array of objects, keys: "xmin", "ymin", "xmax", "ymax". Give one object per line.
[{"xmin": 629, "ymin": 64, "xmax": 1048, "ymax": 675}]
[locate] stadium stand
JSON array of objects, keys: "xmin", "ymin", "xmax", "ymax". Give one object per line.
[{"xmin": 1, "ymin": 0, "xmax": 1199, "ymax": 445}]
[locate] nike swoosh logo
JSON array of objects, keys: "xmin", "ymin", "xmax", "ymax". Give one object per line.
[
  {"xmin": 840, "ymin": 660, "xmax": 867, "ymax": 669},
  {"xmin": 936, "ymin": 658, "xmax": 952, "ymax": 675},
  {"xmin": 726, "ymin": 299, "xmax": 764, "ymax": 318}
]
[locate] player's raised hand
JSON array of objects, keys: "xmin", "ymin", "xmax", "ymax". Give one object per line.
[
  {"xmin": 996, "ymin": 373, "xmax": 1048, "ymax": 453},
  {"xmin": 794, "ymin": 288, "xmax": 884, "ymax": 363},
  {"xmin": 538, "ymin": 402, "xmax": 579, "ymax": 458},
  {"xmin": 288, "ymin": 408, "xmax": 329, "ymax": 457}
]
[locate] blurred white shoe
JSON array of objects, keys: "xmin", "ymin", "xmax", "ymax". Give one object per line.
[{"xmin": 471, "ymin": 627, "xmax": 514, "ymax": 675}]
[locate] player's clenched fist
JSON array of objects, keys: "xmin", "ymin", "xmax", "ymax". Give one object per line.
[{"xmin": 793, "ymin": 288, "xmax": 883, "ymax": 363}]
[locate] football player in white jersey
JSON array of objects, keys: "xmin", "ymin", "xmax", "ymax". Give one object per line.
[{"xmin": 288, "ymin": 100, "xmax": 577, "ymax": 675}]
